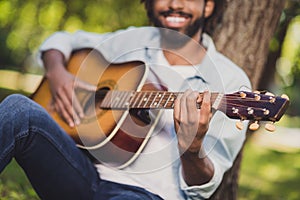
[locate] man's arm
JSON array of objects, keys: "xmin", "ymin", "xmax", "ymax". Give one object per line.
[
  {"xmin": 174, "ymin": 90, "xmax": 214, "ymax": 186},
  {"xmin": 41, "ymin": 48, "xmax": 96, "ymax": 127}
]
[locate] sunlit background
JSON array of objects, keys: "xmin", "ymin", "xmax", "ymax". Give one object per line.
[{"xmin": 0, "ymin": 0, "xmax": 299, "ymax": 199}]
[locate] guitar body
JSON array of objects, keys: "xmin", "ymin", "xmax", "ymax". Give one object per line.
[{"xmin": 32, "ymin": 49, "xmax": 163, "ymax": 168}]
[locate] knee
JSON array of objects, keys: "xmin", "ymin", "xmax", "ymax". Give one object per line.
[
  {"xmin": 1, "ymin": 94, "xmax": 30, "ymax": 107},
  {"xmin": 0, "ymin": 94, "xmax": 40, "ymax": 113},
  {"xmin": 3, "ymin": 94, "xmax": 28, "ymax": 102},
  {"xmin": 0, "ymin": 94, "xmax": 48, "ymax": 125}
]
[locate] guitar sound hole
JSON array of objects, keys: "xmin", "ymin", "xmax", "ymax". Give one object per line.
[{"xmin": 83, "ymin": 87, "xmax": 109, "ymax": 117}]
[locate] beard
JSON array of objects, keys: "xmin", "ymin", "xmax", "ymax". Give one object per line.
[{"xmin": 149, "ymin": 11, "xmax": 205, "ymax": 48}]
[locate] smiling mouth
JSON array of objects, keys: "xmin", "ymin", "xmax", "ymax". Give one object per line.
[
  {"xmin": 160, "ymin": 10, "xmax": 192, "ymax": 27},
  {"xmin": 166, "ymin": 16, "xmax": 187, "ymax": 23}
]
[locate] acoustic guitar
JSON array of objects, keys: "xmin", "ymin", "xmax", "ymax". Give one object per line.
[{"xmin": 32, "ymin": 49, "xmax": 290, "ymax": 168}]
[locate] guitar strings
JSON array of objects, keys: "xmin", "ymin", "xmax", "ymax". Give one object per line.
[{"xmin": 101, "ymin": 90, "xmax": 279, "ymax": 109}]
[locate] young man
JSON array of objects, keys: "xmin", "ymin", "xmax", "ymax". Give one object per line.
[{"xmin": 0, "ymin": 0, "xmax": 250, "ymax": 199}]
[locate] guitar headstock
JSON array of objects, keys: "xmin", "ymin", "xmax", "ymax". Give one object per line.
[{"xmin": 222, "ymin": 91, "xmax": 290, "ymax": 132}]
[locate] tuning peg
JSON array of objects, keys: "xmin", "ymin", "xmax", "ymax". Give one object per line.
[
  {"xmin": 263, "ymin": 108, "xmax": 270, "ymax": 115},
  {"xmin": 281, "ymin": 94, "xmax": 290, "ymax": 100},
  {"xmin": 254, "ymin": 94, "xmax": 261, "ymax": 101},
  {"xmin": 265, "ymin": 122, "xmax": 276, "ymax": 132},
  {"xmin": 240, "ymin": 92, "xmax": 247, "ymax": 98},
  {"xmin": 236, "ymin": 120, "xmax": 244, "ymax": 130},
  {"xmin": 253, "ymin": 90, "xmax": 261, "ymax": 94},
  {"xmin": 249, "ymin": 121, "xmax": 260, "ymax": 131},
  {"xmin": 269, "ymin": 96, "xmax": 276, "ymax": 103}
]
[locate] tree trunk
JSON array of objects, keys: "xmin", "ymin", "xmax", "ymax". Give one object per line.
[{"xmin": 207, "ymin": 0, "xmax": 286, "ymax": 199}]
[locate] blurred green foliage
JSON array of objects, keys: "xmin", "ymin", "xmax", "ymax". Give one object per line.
[
  {"xmin": 239, "ymin": 139, "xmax": 300, "ymax": 200},
  {"xmin": 281, "ymin": 47, "xmax": 300, "ymax": 116},
  {"xmin": 0, "ymin": 0, "xmax": 148, "ymax": 73},
  {"xmin": 276, "ymin": 16, "xmax": 300, "ymax": 116}
]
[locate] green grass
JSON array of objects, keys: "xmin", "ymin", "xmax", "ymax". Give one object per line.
[
  {"xmin": 0, "ymin": 88, "xmax": 29, "ymax": 101},
  {"xmin": 0, "ymin": 160, "xmax": 38, "ymax": 199},
  {"xmin": 238, "ymin": 138, "xmax": 300, "ymax": 200}
]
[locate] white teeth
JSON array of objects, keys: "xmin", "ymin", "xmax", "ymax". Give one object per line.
[{"xmin": 166, "ymin": 16, "xmax": 186, "ymax": 23}]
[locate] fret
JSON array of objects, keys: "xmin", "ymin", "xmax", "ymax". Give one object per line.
[
  {"xmin": 118, "ymin": 91, "xmax": 128, "ymax": 108},
  {"xmin": 112, "ymin": 91, "xmax": 130, "ymax": 109},
  {"xmin": 170, "ymin": 93, "xmax": 177, "ymax": 108},
  {"xmin": 156, "ymin": 92, "xmax": 165, "ymax": 108},
  {"xmin": 163, "ymin": 92, "xmax": 177, "ymax": 108},
  {"xmin": 100, "ymin": 90, "xmax": 112, "ymax": 108},
  {"xmin": 114, "ymin": 91, "xmax": 123, "ymax": 108},
  {"xmin": 163, "ymin": 92, "xmax": 172, "ymax": 108},
  {"xmin": 110, "ymin": 91, "xmax": 122, "ymax": 108},
  {"xmin": 130, "ymin": 92, "xmax": 140, "ymax": 108},
  {"xmin": 148, "ymin": 92, "xmax": 157, "ymax": 108},
  {"xmin": 142, "ymin": 91, "xmax": 153, "ymax": 108},
  {"xmin": 149, "ymin": 92, "xmax": 161, "ymax": 108},
  {"xmin": 122, "ymin": 91, "xmax": 134, "ymax": 109},
  {"xmin": 137, "ymin": 92, "xmax": 148, "ymax": 108}
]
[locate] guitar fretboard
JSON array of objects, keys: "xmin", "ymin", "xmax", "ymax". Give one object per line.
[{"xmin": 100, "ymin": 91, "xmax": 223, "ymax": 110}]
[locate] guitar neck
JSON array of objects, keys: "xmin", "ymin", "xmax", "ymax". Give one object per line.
[
  {"xmin": 99, "ymin": 90, "xmax": 289, "ymax": 122},
  {"xmin": 100, "ymin": 90, "xmax": 223, "ymax": 110}
]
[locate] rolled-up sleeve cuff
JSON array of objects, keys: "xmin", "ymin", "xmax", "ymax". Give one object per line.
[
  {"xmin": 179, "ymin": 157, "xmax": 223, "ymax": 199},
  {"xmin": 37, "ymin": 32, "xmax": 73, "ymax": 67}
]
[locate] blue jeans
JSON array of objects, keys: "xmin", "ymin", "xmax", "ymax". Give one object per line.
[{"xmin": 0, "ymin": 94, "xmax": 162, "ymax": 200}]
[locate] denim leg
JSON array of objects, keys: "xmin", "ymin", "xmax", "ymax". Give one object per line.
[
  {"xmin": 0, "ymin": 94, "xmax": 100, "ymax": 200},
  {"xmin": 94, "ymin": 180, "xmax": 163, "ymax": 200}
]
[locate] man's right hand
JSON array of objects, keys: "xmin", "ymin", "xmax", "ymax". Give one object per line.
[{"xmin": 42, "ymin": 50, "xmax": 96, "ymax": 127}]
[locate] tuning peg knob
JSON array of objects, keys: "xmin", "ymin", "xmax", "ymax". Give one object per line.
[
  {"xmin": 269, "ymin": 97, "xmax": 276, "ymax": 103},
  {"xmin": 240, "ymin": 92, "xmax": 247, "ymax": 98},
  {"xmin": 265, "ymin": 122, "xmax": 276, "ymax": 132},
  {"xmin": 249, "ymin": 121, "xmax": 260, "ymax": 131},
  {"xmin": 281, "ymin": 94, "xmax": 290, "ymax": 100},
  {"xmin": 236, "ymin": 121, "xmax": 244, "ymax": 130},
  {"xmin": 254, "ymin": 94, "xmax": 261, "ymax": 101}
]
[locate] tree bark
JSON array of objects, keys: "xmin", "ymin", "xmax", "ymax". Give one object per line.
[{"xmin": 207, "ymin": 0, "xmax": 286, "ymax": 199}]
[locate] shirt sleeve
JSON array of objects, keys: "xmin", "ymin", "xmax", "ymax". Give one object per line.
[
  {"xmin": 179, "ymin": 156, "xmax": 223, "ymax": 199},
  {"xmin": 179, "ymin": 113, "xmax": 249, "ymax": 199},
  {"xmin": 37, "ymin": 26, "xmax": 150, "ymax": 68},
  {"xmin": 37, "ymin": 30, "xmax": 113, "ymax": 67}
]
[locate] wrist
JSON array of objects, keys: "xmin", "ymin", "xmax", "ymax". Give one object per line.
[
  {"xmin": 180, "ymin": 144, "xmax": 208, "ymax": 159},
  {"xmin": 42, "ymin": 49, "xmax": 66, "ymax": 76},
  {"xmin": 45, "ymin": 65, "xmax": 67, "ymax": 79},
  {"xmin": 178, "ymin": 138, "xmax": 203, "ymax": 155}
]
